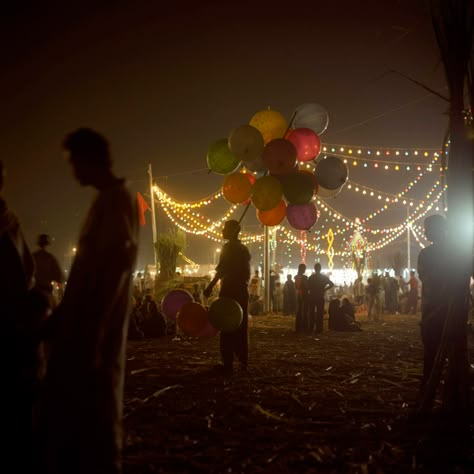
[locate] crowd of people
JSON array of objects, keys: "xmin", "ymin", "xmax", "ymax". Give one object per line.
[{"xmin": 246, "ymin": 262, "xmax": 425, "ymax": 328}]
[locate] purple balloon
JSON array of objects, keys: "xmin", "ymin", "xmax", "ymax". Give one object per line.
[
  {"xmin": 161, "ymin": 289, "xmax": 193, "ymax": 320},
  {"xmin": 286, "ymin": 202, "xmax": 318, "ymax": 230}
]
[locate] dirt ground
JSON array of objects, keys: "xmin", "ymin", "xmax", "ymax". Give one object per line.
[{"xmin": 123, "ymin": 312, "xmax": 474, "ymax": 473}]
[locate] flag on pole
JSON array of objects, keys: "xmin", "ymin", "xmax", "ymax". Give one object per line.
[{"xmin": 137, "ymin": 192, "xmax": 150, "ymax": 226}]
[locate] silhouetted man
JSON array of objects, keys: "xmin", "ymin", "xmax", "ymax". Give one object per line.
[
  {"xmin": 203, "ymin": 220, "xmax": 251, "ymax": 376},
  {"xmin": 40, "ymin": 129, "xmax": 139, "ymax": 474},
  {"xmin": 308, "ymin": 262, "xmax": 334, "ymax": 333},
  {"xmin": 32, "ymin": 233, "xmax": 63, "ymax": 308},
  {"xmin": 294, "ymin": 263, "xmax": 308, "ymax": 333},
  {"xmin": 417, "ymin": 214, "xmax": 448, "ymax": 386},
  {"xmin": 406, "ymin": 270, "xmax": 419, "ymax": 314}
]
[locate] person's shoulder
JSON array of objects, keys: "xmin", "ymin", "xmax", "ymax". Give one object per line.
[
  {"xmin": 238, "ymin": 241, "xmax": 251, "ymax": 256},
  {"xmin": 101, "ymin": 179, "xmax": 133, "ymax": 201}
]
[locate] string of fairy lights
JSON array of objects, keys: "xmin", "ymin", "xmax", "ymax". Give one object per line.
[{"xmin": 152, "ymin": 143, "xmax": 448, "ymax": 260}]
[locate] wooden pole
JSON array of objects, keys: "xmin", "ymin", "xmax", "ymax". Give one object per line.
[{"xmin": 148, "ymin": 164, "xmax": 158, "ymax": 266}]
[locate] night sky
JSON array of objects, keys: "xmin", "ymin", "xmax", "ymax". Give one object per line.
[{"xmin": 1, "ymin": 0, "xmax": 448, "ymax": 272}]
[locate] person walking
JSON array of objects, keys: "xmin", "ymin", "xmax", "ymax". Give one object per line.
[
  {"xmin": 39, "ymin": 128, "xmax": 139, "ymax": 474},
  {"xmin": 203, "ymin": 220, "xmax": 251, "ymax": 376}
]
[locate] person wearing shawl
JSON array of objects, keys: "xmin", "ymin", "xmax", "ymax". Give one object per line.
[{"xmin": 39, "ymin": 129, "xmax": 139, "ymax": 474}]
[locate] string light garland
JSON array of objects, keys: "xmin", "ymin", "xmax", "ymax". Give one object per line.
[{"xmin": 151, "ymin": 143, "xmax": 449, "ymax": 261}]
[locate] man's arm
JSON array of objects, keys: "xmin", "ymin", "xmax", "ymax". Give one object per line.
[
  {"xmin": 325, "ymin": 277, "xmax": 335, "ymax": 292},
  {"xmin": 203, "ymin": 245, "xmax": 226, "ymax": 297},
  {"xmin": 203, "ymin": 273, "xmax": 220, "ymax": 298}
]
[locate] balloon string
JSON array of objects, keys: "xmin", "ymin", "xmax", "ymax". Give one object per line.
[
  {"xmin": 238, "ymin": 200, "xmax": 251, "ymax": 224},
  {"xmin": 238, "ymin": 110, "xmax": 297, "ymax": 225}
]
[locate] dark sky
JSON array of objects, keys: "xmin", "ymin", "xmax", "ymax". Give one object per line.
[{"xmin": 1, "ymin": 0, "xmax": 448, "ymax": 271}]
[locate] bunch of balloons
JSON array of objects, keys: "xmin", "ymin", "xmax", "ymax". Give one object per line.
[
  {"xmin": 206, "ymin": 102, "xmax": 349, "ymax": 231},
  {"xmin": 162, "ymin": 289, "xmax": 243, "ymax": 337}
]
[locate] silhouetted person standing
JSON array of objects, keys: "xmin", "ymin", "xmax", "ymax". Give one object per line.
[
  {"xmin": 0, "ymin": 160, "xmax": 36, "ymax": 470},
  {"xmin": 40, "ymin": 129, "xmax": 139, "ymax": 474},
  {"xmin": 406, "ymin": 270, "xmax": 419, "ymax": 314},
  {"xmin": 308, "ymin": 262, "xmax": 334, "ymax": 333},
  {"xmin": 294, "ymin": 263, "xmax": 308, "ymax": 333},
  {"xmin": 283, "ymin": 274, "xmax": 296, "ymax": 315},
  {"xmin": 203, "ymin": 220, "xmax": 251, "ymax": 376},
  {"xmin": 417, "ymin": 214, "xmax": 449, "ymax": 387},
  {"xmin": 33, "ymin": 234, "xmax": 63, "ymax": 308}
]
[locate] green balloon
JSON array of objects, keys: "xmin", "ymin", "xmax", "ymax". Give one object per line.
[
  {"xmin": 251, "ymin": 175, "xmax": 283, "ymax": 211},
  {"xmin": 282, "ymin": 171, "xmax": 315, "ymax": 204},
  {"xmin": 207, "ymin": 139, "xmax": 241, "ymax": 175},
  {"xmin": 208, "ymin": 297, "xmax": 243, "ymax": 334}
]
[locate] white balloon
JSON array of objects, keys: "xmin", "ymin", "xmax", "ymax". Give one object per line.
[
  {"xmin": 292, "ymin": 102, "xmax": 329, "ymax": 135},
  {"xmin": 317, "ymin": 185, "xmax": 342, "ymax": 199}
]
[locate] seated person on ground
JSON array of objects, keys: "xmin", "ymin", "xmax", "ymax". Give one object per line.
[
  {"xmin": 140, "ymin": 291, "xmax": 167, "ymax": 338},
  {"xmin": 328, "ymin": 298, "xmax": 362, "ymax": 332},
  {"xmin": 341, "ymin": 297, "xmax": 357, "ymax": 322}
]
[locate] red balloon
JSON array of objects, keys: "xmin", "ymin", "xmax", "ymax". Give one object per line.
[
  {"xmin": 196, "ymin": 321, "xmax": 219, "ymax": 337},
  {"xmin": 262, "ymin": 139, "xmax": 297, "ymax": 175},
  {"xmin": 286, "ymin": 202, "xmax": 318, "ymax": 230},
  {"xmin": 286, "ymin": 128, "xmax": 321, "ymax": 162},
  {"xmin": 256, "ymin": 199, "xmax": 287, "ymax": 226},
  {"xmin": 176, "ymin": 301, "xmax": 209, "ymax": 336}
]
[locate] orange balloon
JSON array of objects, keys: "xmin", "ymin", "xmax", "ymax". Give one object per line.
[
  {"xmin": 222, "ymin": 172, "xmax": 253, "ymax": 204},
  {"xmin": 241, "ymin": 172, "xmax": 256, "ymax": 205},
  {"xmin": 176, "ymin": 301, "xmax": 209, "ymax": 336},
  {"xmin": 257, "ymin": 199, "xmax": 287, "ymax": 226}
]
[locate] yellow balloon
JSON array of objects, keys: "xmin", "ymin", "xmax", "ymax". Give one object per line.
[
  {"xmin": 222, "ymin": 172, "xmax": 253, "ymax": 204},
  {"xmin": 249, "ymin": 109, "xmax": 288, "ymax": 144}
]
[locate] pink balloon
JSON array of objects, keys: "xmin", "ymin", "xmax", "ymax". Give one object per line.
[
  {"xmin": 286, "ymin": 202, "xmax": 318, "ymax": 230},
  {"xmin": 161, "ymin": 289, "xmax": 193, "ymax": 321},
  {"xmin": 286, "ymin": 128, "xmax": 321, "ymax": 162}
]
